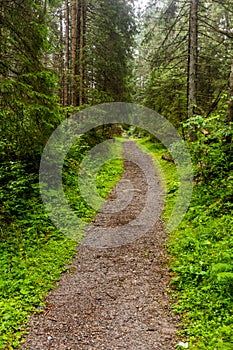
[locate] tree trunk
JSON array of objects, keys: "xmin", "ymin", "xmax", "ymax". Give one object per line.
[
  {"xmin": 64, "ymin": 0, "xmax": 70, "ymax": 108},
  {"xmin": 79, "ymin": 0, "xmax": 86, "ymax": 106},
  {"xmin": 227, "ymin": 57, "xmax": 233, "ymax": 125},
  {"xmin": 71, "ymin": 0, "xmax": 78, "ymax": 106},
  {"xmin": 188, "ymin": 0, "xmax": 198, "ymax": 121},
  {"xmin": 59, "ymin": 6, "xmax": 65, "ymax": 106},
  {"xmin": 0, "ymin": 8, "xmax": 2, "ymax": 70}
]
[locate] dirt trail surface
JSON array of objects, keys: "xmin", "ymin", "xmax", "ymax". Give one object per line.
[{"xmin": 20, "ymin": 142, "xmax": 179, "ymax": 350}]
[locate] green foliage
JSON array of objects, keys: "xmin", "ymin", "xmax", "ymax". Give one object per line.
[
  {"xmin": 137, "ymin": 1, "xmax": 233, "ymax": 122},
  {"xmin": 137, "ymin": 137, "xmax": 233, "ymax": 349},
  {"xmin": 0, "ymin": 0, "xmax": 62, "ymax": 164},
  {"xmin": 183, "ymin": 112, "xmax": 232, "ymax": 184},
  {"xmin": 0, "ymin": 71, "xmax": 61, "ymax": 163},
  {"xmin": 63, "ymin": 134, "xmax": 124, "ymax": 221},
  {"xmin": 0, "ymin": 137, "xmax": 124, "ymax": 349},
  {"xmin": 142, "ymin": 68, "xmax": 187, "ymax": 127},
  {"xmin": 169, "ymin": 209, "xmax": 233, "ymax": 349},
  {"xmin": 85, "ymin": 0, "xmax": 136, "ymax": 102},
  {"xmin": 0, "ymin": 160, "xmax": 77, "ymax": 348},
  {"xmin": 96, "ymin": 159, "xmax": 124, "ymax": 200},
  {"xmin": 0, "ymin": 231, "xmax": 76, "ymax": 350}
]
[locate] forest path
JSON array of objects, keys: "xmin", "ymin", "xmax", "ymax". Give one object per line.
[{"xmin": 21, "ymin": 141, "xmax": 179, "ymax": 350}]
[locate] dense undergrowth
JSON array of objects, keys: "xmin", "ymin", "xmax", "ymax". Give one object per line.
[
  {"xmin": 137, "ymin": 136, "xmax": 233, "ymax": 350},
  {"xmin": 0, "ymin": 133, "xmax": 123, "ymax": 349}
]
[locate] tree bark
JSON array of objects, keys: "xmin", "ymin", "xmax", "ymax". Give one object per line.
[
  {"xmin": 64, "ymin": 0, "xmax": 70, "ymax": 108},
  {"xmin": 71, "ymin": 0, "xmax": 78, "ymax": 106},
  {"xmin": 79, "ymin": 0, "xmax": 86, "ymax": 106},
  {"xmin": 161, "ymin": 155, "xmax": 175, "ymax": 164},
  {"xmin": 59, "ymin": 6, "xmax": 65, "ymax": 106},
  {"xmin": 188, "ymin": 0, "xmax": 198, "ymax": 121},
  {"xmin": 227, "ymin": 57, "xmax": 233, "ymax": 125}
]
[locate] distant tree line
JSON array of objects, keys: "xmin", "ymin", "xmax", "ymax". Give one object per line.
[{"xmin": 0, "ymin": 0, "xmax": 136, "ymax": 163}]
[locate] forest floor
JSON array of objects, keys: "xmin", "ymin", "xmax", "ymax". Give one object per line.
[{"xmin": 20, "ymin": 142, "xmax": 180, "ymax": 350}]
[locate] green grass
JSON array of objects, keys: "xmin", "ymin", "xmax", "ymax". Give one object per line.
[
  {"xmin": 136, "ymin": 137, "xmax": 233, "ymax": 349},
  {"xmin": 0, "ymin": 139, "xmax": 124, "ymax": 349},
  {"xmin": 0, "ymin": 232, "xmax": 76, "ymax": 349}
]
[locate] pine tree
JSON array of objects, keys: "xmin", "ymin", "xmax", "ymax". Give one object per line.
[
  {"xmin": 56, "ymin": 0, "xmax": 136, "ymax": 106},
  {"xmin": 0, "ymin": 0, "xmax": 61, "ymax": 163},
  {"xmin": 138, "ymin": 0, "xmax": 233, "ymax": 131}
]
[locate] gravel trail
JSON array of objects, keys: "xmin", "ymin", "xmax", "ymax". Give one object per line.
[{"xmin": 20, "ymin": 141, "xmax": 179, "ymax": 350}]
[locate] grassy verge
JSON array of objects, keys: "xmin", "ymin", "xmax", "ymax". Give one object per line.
[
  {"xmin": 0, "ymin": 138, "xmax": 124, "ymax": 349},
  {"xmin": 136, "ymin": 137, "xmax": 233, "ymax": 350}
]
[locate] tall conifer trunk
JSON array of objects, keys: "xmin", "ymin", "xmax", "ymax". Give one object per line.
[
  {"xmin": 188, "ymin": 0, "xmax": 198, "ymax": 121},
  {"xmin": 79, "ymin": 0, "xmax": 86, "ymax": 106},
  {"xmin": 64, "ymin": 0, "xmax": 70, "ymax": 107},
  {"xmin": 71, "ymin": 0, "xmax": 78, "ymax": 106},
  {"xmin": 59, "ymin": 6, "xmax": 65, "ymax": 106},
  {"xmin": 227, "ymin": 58, "xmax": 233, "ymax": 125}
]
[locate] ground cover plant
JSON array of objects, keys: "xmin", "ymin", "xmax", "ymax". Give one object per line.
[
  {"xmin": 0, "ymin": 134, "xmax": 124, "ymax": 349},
  {"xmin": 137, "ymin": 134, "xmax": 233, "ymax": 349}
]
